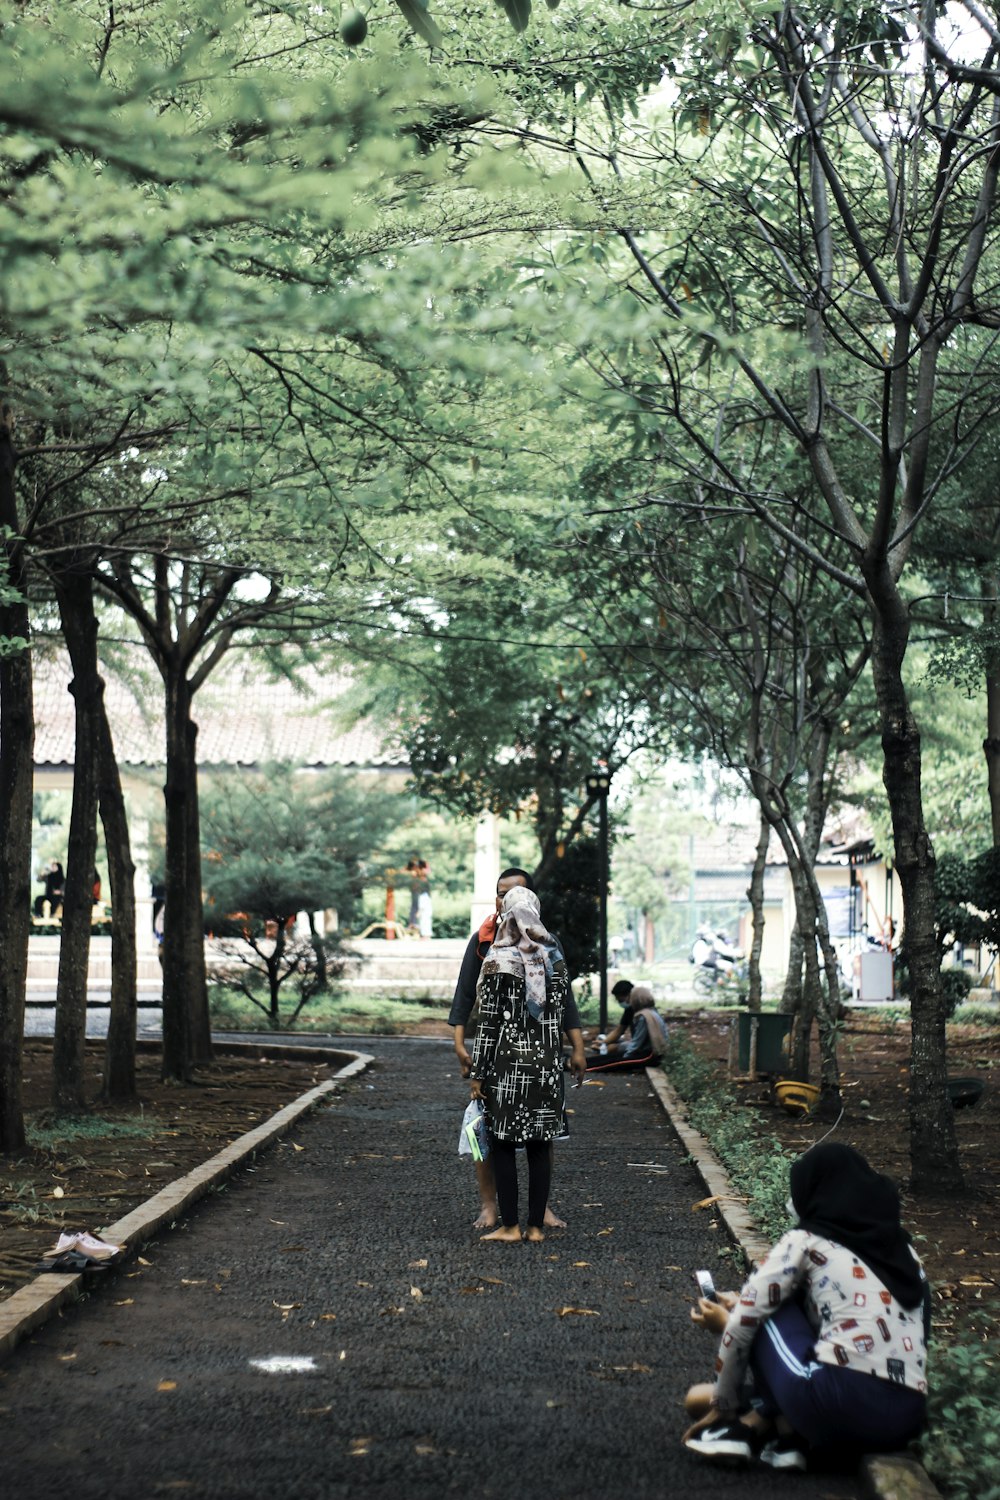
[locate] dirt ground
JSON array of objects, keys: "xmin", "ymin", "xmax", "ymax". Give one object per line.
[
  {"xmin": 0, "ymin": 1040, "xmax": 339, "ymax": 1297},
  {"xmin": 675, "ymin": 1008, "xmax": 1000, "ymax": 1341},
  {"xmin": 2, "ymin": 1014, "xmax": 998, "ymax": 1344}
]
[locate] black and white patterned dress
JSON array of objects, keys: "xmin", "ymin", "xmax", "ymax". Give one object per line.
[{"xmin": 470, "ymin": 958, "xmax": 569, "ymax": 1144}]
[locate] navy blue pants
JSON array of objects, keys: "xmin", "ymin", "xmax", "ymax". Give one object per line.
[{"xmin": 750, "ymin": 1302, "xmax": 926, "ymax": 1451}]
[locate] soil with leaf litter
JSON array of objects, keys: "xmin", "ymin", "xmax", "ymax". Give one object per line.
[
  {"xmin": 0, "ymin": 1040, "xmax": 338, "ymax": 1299},
  {"xmin": 677, "ymin": 1008, "xmax": 1000, "ymax": 1340}
]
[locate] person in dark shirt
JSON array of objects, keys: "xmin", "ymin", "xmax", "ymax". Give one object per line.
[
  {"xmin": 581, "ymin": 977, "xmax": 635, "ymax": 1048},
  {"xmin": 449, "ymin": 866, "xmax": 582, "ymax": 1231}
]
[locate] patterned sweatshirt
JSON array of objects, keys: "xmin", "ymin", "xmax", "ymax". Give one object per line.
[{"xmin": 714, "ymin": 1228, "xmax": 928, "ymax": 1414}]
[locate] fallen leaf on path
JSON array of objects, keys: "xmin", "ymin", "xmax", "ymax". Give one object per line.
[
  {"xmin": 114, "ymin": 1298, "xmax": 134, "ymax": 1306},
  {"xmin": 348, "ymin": 1438, "xmax": 372, "ymax": 1456},
  {"xmin": 57, "ymin": 1353, "xmax": 77, "ymax": 1362},
  {"xmin": 597, "ymin": 1228, "xmax": 614, "ymax": 1237},
  {"xmin": 302, "ymin": 1406, "xmax": 333, "ymax": 1416},
  {"xmin": 478, "ymin": 1275, "xmax": 504, "ymax": 1285},
  {"xmin": 320, "ymin": 1313, "xmax": 337, "ymax": 1321},
  {"xmin": 415, "ymin": 1443, "xmax": 436, "ymax": 1455},
  {"xmin": 180, "ymin": 1279, "xmax": 206, "ymax": 1286},
  {"xmin": 571, "ymin": 1262, "xmax": 590, "ymax": 1268},
  {"xmin": 556, "ymin": 1306, "xmax": 600, "ymax": 1317},
  {"xmin": 138, "ymin": 1257, "xmax": 152, "ymax": 1267},
  {"xmin": 408, "ymin": 1259, "xmax": 428, "ymax": 1269},
  {"xmin": 410, "ymin": 1286, "xmax": 424, "ymax": 1301},
  {"xmin": 157, "ymin": 1380, "xmax": 177, "ymax": 1392},
  {"xmin": 291, "ymin": 1143, "xmax": 304, "ymax": 1152}
]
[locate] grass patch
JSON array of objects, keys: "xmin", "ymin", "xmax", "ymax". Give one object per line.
[
  {"xmin": 208, "ymin": 985, "xmax": 447, "ymax": 1034},
  {"xmin": 950, "ymin": 1001, "xmax": 1000, "ymax": 1027},
  {"xmin": 26, "ymin": 1115, "xmax": 160, "ymax": 1150}
]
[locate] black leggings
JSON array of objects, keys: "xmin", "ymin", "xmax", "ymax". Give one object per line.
[{"xmin": 491, "ymin": 1139, "xmax": 552, "ymax": 1229}]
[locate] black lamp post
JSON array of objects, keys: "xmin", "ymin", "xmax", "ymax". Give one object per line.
[{"xmin": 585, "ymin": 766, "xmax": 611, "ymax": 1032}]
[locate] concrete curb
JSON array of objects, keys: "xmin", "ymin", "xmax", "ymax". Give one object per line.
[
  {"xmin": 0, "ymin": 1043, "xmax": 373, "ymax": 1364},
  {"xmin": 645, "ymin": 1065, "xmax": 943, "ymax": 1500}
]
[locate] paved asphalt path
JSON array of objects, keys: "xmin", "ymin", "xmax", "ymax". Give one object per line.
[{"xmin": 0, "ymin": 1036, "xmax": 860, "ymax": 1499}]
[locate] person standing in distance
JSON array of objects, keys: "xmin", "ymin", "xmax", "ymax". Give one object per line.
[{"xmin": 449, "ymin": 867, "xmax": 583, "ymax": 1230}]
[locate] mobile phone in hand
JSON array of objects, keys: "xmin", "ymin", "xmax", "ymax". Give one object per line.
[{"xmin": 693, "ymin": 1269, "xmax": 718, "ymax": 1303}]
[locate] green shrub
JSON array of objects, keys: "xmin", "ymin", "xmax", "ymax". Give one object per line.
[
  {"xmin": 661, "ymin": 1035, "xmax": 794, "ymax": 1245},
  {"xmin": 920, "ymin": 1318, "xmax": 1000, "ymax": 1500},
  {"xmin": 940, "ymin": 966, "xmax": 974, "ymax": 1018}
]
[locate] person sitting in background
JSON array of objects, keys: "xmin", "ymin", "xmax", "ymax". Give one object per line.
[
  {"xmin": 584, "ymin": 985, "xmax": 668, "ymax": 1072},
  {"xmin": 581, "ymin": 977, "xmax": 634, "ymax": 1047},
  {"xmin": 33, "ymin": 860, "xmax": 65, "ymax": 918},
  {"xmin": 683, "ymin": 1142, "xmax": 929, "ymax": 1473}
]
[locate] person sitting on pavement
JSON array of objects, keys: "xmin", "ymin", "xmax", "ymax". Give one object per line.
[
  {"xmin": 683, "ymin": 1142, "xmax": 930, "ymax": 1473},
  {"xmin": 468, "ymin": 886, "xmax": 586, "ymax": 1244},
  {"xmin": 584, "ymin": 985, "xmax": 667, "ymax": 1072},
  {"xmin": 449, "ymin": 867, "xmax": 581, "ymax": 1231},
  {"xmin": 581, "ymin": 977, "xmax": 634, "ymax": 1047}
]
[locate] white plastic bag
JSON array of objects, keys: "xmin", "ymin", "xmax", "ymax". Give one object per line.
[{"xmin": 458, "ymin": 1098, "xmax": 489, "ymax": 1160}]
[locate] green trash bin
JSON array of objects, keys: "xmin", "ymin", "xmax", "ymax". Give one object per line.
[{"xmin": 737, "ymin": 1012, "xmax": 792, "ymax": 1073}]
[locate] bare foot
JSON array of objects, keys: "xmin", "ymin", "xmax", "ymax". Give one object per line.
[
  {"xmin": 525, "ymin": 1226, "xmax": 545, "ymax": 1243},
  {"xmin": 543, "ymin": 1207, "xmax": 566, "ymax": 1229},
  {"xmin": 473, "ymin": 1206, "xmax": 498, "ymax": 1231},
  {"xmin": 480, "ymin": 1225, "xmax": 522, "ymax": 1243}
]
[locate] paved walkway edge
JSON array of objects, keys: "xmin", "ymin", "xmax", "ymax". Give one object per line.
[
  {"xmin": 645, "ymin": 1065, "xmax": 942, "ymax": 1500},
  {"xmin": 0, "ymin": 1044, "xmax": 373, "ymax": 1364}
]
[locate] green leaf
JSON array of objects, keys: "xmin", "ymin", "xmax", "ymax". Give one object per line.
[{"xmin": 393, "ymin": 0, "xmax": 444, "ymax": 48}]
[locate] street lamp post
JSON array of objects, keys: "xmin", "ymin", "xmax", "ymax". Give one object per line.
[{"xmin": 585, "ymin": 767, "xmax": 611, "ymax": 1033}]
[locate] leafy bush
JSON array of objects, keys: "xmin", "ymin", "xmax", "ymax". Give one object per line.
[
  {"xmin": 920, "ymin": 1319, "xmax": 1000, "ymax": 1500},
  {"xmin": 940, "ymin": 966, "xmax": 974, "ymax": 1017},
  {"xmin": 661, "ymin": 1034, "xmax": 795, "ymax": 1245}
]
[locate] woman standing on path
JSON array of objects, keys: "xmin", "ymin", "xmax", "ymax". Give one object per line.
[{"xmin": 469, "ymin": 886, "xmax": 586, "ymax": 1243}]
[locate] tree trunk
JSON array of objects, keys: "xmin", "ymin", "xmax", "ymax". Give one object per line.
[
  {"xmin": 782, "ymin": 918, "xmax": 805, "ymax": 1018},
  {"xmin": 51, "ymin": 566, "xmax": 103, "ymax": 1114},
  {"xmin": 745, "ymin": 809, "xmax": 769, "ymax": 1013},
  {"xmin": 184, "ymin": 729, "xmax": 212, "ymax": 1063},
  {"xmin": 983, "ymin": 578, "xmax": 1000, "ymax": 847},
  {"xmin": 0, "ymin": 409, "xmax": 30, "ymax": 1155},
  {"xmin": 161, "ymin": 664, "xmax": 194, "ymax": 1082},
  {"xmin": 306, "ymin": 910, "xmax": 327, "ymax": 991},
  {"xmin": 97, "ymin": 698, "xmax": 138, "ymax": 1104},
  {"xmin": 866, "ymin": 582, "xmax": 962, "ymax": 1191},
  {"xmin": 269, "ymin": 924, "xmax": 285, "ymax": 1024}
]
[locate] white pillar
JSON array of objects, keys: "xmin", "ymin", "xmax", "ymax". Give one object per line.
[{"xmin": 470, "ymin": 811, "xmax": 501, "ymax": 934}]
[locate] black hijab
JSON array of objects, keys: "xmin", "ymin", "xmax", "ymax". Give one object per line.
[{"xmin": 789, "ymin": 1142, "xmax": 925, "ymax": 1310}]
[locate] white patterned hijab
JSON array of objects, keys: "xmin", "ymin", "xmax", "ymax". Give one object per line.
[{"xmin": 488, "ymin": 886, "xmax": 562, "ymax": 1020}]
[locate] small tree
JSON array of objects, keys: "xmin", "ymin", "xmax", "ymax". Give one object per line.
[{"xmin": 201, "ymin": 766, "xmax": 396, "ymax": 1028}]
